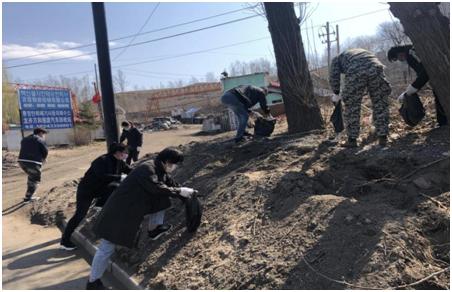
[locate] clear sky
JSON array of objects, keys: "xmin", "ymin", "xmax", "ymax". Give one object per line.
[{"xmin": 3, "ymin": 1, "xmax": 392, "ymax": 90}]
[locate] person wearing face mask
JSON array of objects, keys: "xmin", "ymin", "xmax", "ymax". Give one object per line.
[
  {"xmin": 18, "ymin": 127, "xmax": 49, "ymax": 203},
  {"xmin": 120, "ymin": 121, "xmax": 143, "ymax": 165},
  {"xmin": 60, "ymin": 142, "xmax": 132, "ymax": 251},
  {"xmin": 387, "ymin": 45, "xmax": 448, "ymax": 127},
  {"xmin": 85, "ymin": 147, "xmax": 196, "ymax": 290}
]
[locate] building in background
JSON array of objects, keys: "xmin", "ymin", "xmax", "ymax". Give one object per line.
[
  {"xmin": 221, "ymin": 72, "xmax": 285, "ymax": 116},
  {"xmin": 115, "ymin": 82, "xmax": 223, "ymax": 122}
]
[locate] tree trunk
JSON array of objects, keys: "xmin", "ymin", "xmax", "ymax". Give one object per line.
[
  {"xmin": 264, "ymin": 2, "xmax": 324, "ymax": 133},
  {"xmin": 389, "ymin": 2, "xmax": 450, "ymax": 120}
]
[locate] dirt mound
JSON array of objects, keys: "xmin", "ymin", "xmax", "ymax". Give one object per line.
[
  {"xmin": 31, "ymin": 96, "xmax": 449, "ymax": 289},
  {"xmin": 3, "ymin": 151, "xmax": 18, "ymax": 171},
  {"xmin": 30, "ymin": 179, "xmax": 79, "ymax": 226}
]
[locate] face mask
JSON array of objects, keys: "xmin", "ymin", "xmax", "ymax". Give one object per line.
[
  {"xmin": 123, "ymin": 127, "xmax": 130, "ymax": 131},
  {"xmin": 165, "ymin": 163, "xmax": 177, "ymax": 173},
  {"xmin": 122, "ymin": 153, "xmax": 128, "ymax": 161}
]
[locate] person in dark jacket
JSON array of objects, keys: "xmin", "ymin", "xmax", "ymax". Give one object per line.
[
  {"xmin": 60, "ymin": 143, "xmax": 132, "ymax": 251},
  {"xmin": 387, "ymin": 45, "xmax": 448, "ymax": 127},
  {"xmin": 221, "ymin": 85, "xmax": 271, "ymax": 143},
  {"xmin": 120, "ymin": 121, "xmax": 143, "ymax": 165},
  {"xmin": 85, "ymin": 148, "xmax": 196, "ymax": 290},
  {"xmin": 18, "ymin": 127, "xmax": 48, "ymax": 202}
]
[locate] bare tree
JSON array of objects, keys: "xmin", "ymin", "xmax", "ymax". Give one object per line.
[
  {"xmin": 188, "ymin": 76, "xmax": 200, "ymax": 85},
  {"xmin": 205, "ymin": 72, "xmax": 217, "ymax": 82},
  {"xmin": 377, "ymin": 21, "xmax": 411, "ymax": 46},
  {"xmin": 389, "ymin": 2, "xmax": 450, "ymax": 120},
  {"xmin": 264, "ymin": 2, "xmax": 324, "ymax": 133},
  {"xmin": 113, "ymin": 69, "xmax": 128, "ymax": 93},
  {"xmin": 2, "ymin": 69, "xmax": 20, "ymax": 125},
  {"xmin": 35, "ymin": 74, "xmax": 94, "ymax": 101}
]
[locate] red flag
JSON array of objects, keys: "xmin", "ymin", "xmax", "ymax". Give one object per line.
[{"xmin": 92, "ymin": 92, "xmax": 101, "ymax": 104}]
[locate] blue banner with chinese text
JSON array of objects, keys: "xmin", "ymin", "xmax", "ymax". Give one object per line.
[{"xmin": 18, "ymin": 89, "xmax": 74, "ymax": 130}]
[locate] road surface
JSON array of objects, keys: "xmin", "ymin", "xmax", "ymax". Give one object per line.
[{"xmin": 2, "ymin": 125, "xmax": 217, "ymax": 289}]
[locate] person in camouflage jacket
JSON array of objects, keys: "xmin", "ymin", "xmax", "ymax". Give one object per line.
[{"xmin": 329, "ymin": 48, "xmax": 392, "ymax": 147}]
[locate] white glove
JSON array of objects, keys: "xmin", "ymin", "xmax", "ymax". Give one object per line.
[
  {"xmin": 405, "ymin": 84, "xmax": 418, "ymax": 96},
  {"xmin": 331, "ymin": 94, "xmax": 342, "ymax": 103},
  {"xmin": 397, "ymin": 93, "xmax": 405, "ymax": 103},
  {"xmin": 137, "ymin": 147, "xmax": 141, "ymax": 152},
  {"xmin": 120, "ymin": 174, "xmax": 127, "ymax": 182},
  {"xmin": 248, "ymin": 111, "xmax": 258, "ymax": 118},
  {"xmin": 179, "ymin": 187, "xmax": 195, "ymax": 198}
]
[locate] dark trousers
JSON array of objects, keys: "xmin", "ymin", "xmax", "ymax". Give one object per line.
[
  {"xmin": 126, "ymin": 148, "xmax": 139, "ymax": 165},
  {"xmin": 433, "ymin": 91, "xmax": 448, "ymax": 126},
  {"xmin": 18, "ymin": 161, "xmax": 42, "ymax": 198},
  {"xmin": 61, "ymin": 183, "xmax": 118, "ymax": 244}
]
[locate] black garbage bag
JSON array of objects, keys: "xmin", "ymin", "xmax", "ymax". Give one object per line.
[
  {"xmin": 185, "ymin": 196, "xmax": 203, "ymax": 232},
  {"xmin": 330, "ymin": 101, "xmax": 344, "ymax": 133},
  {"xmin": 399, "ymin": 93, "xmax": 425, "ymax": 127},
  {"xmin": 254, "ymin": 116, "xmax": 276, "ymax": 137}
]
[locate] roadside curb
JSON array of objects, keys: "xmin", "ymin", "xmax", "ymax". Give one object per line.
[{"xmin": 58, "ymin": 220, "xmax": 143, "ymax": 290}]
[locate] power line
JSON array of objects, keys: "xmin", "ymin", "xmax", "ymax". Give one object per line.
[
  {"xmin": 330, "ymin": 8, "xmax": 388, "ymax": 24},
  {"xmin": 5, "ymin": 14, "xmax": 260, "ymax": 69},
  {"xmin": 4, "ymin": 5, "xmax": 258, "ymax": 62},
  {"xmin": 300, "ymin": 8, "xmax": 389, "ymax": 31},
  {"xmin": 121, "ymin": 70, "xmax": 185, "ymax": 80},
  {"xmin": 23, "ymin": 36, "xmax": 271, "ymax": 81},
  {"xmin": 112, "ymin": 3, "xmax": 160, "ymax": 61},
  {"xmin": 111, "ymin": 36, "xmax": 271, "ymax": 69},
  {"xmin": 124, "ymin": 68, "xmax": 205, "ymax": 78}
]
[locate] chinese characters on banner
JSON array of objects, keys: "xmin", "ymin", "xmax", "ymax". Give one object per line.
[{"xmin": 18, "ymin": 89, "xmax": 74, "ymax": 130}]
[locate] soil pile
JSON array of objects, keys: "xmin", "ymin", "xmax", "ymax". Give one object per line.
[
  {"xmin": 3, "ymin": 151, "xmax": 18, "ymax": 172},
  {"xmin": 31, "ymin": 96, "xmax": 449, "ymax": 289}
]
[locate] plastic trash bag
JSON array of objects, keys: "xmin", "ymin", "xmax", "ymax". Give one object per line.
[
  {"xmin": 399, "ymin": 93, "xmax": 425, "ymax": 127},
  {"xmin": 254, "ymin": 116, "xmax": 276, "ymax": 137},
  {"xmin": 330, "ymin": 101, "xmax": 344, "ymax": 133},
  {"xmin": 185, "ymin": 196, "xmax": 203, "ymax": 232}
]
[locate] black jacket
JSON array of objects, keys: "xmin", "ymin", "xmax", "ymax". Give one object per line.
[
  {"xmin": 230, "ymin": 85, "xmax": 270, "ymax": 113},
  {"xmin": 119, "ymin": 127, "xmax": 143, "ymax": 150},
  {"xmin": 93, "ymin": 160, "xmax": 180, "ymax": 248},
  {"xmin": 406, "ymin": 48, "xmax": 429, "ymax": 90},
  {"xmin": 78, "ymin": 153, "xmax": 132, "ymax": 196},
  {"xmin": 18, "ymin": 134, "xmax": 48, "ymax": 164}
]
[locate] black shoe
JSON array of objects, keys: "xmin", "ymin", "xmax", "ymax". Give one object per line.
[
  {"xmin": 86, "ymin": 279, "xmax": 106, "ymax": 290},
  {"xmin": 234, "ymin": 137, "xmax": 246, "ymax": 144},
  {"xmin": 340, "ymin": 138, "xmax": 357, "ymax": 148},
  {"xmin": 60, "ymin": 239, "xmax": 77, "ymax": 251},
  {"xmin": 378, "ymin": 135, "xmax": 388, "ymax": 147},
  {"xmin": 148, "ymin": 224, "xmax": 172, "ymax": 240}
]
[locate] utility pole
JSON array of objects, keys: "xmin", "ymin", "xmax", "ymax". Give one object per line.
[
  {"xmin": 92, "ymin": 3, "xmax": 118, "ymax": 149},
  {"xmin": 94, "ymin": 63, "xmax": 104, "ymax": 122},
  {"xmin": 94, "ymin": 63, "xmax": 99, "ymax": 88},
  {"xmin": 326, "ymin": 22, "xmax": 331, "ymax": 70},
  {"xmin": 319, "ymin": 22, "xmax": 338, "ymax": 70},
  {"xmin": 336, "ymin": 24, "xmax": 340, "ymax": 55}
]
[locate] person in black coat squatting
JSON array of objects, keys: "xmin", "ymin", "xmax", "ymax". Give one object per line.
[
  {"xmin": 18, "ymin": 127, "xmax": 49, "ymax": 202},
  {"xmin": 85, "ymin": 147, "xmax": 197, "ymax": 290},
  {"xmin": 387, "ymin": 44, "xmax": 448, "ymax": 127},
  {"xmin": 60, "ymin": 143, "xmax": 132, "ymax": 251},
  {"xmin": 120, "ymin": 121, "xmax": 143, "ymax": 165}
]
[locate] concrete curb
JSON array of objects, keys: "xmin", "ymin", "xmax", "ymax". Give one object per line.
[{"xmin": 59, "ymin": 220, "xmax": 143, "ymax": 290}]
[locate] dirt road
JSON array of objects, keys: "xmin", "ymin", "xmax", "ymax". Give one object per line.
[
  {"xmin": 3, "ymin": 125, "xmax": 212, "ymax": 210},
  {"xmin": 2, "ymin": 125, "xmax": 220, "ymax": 289}
]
